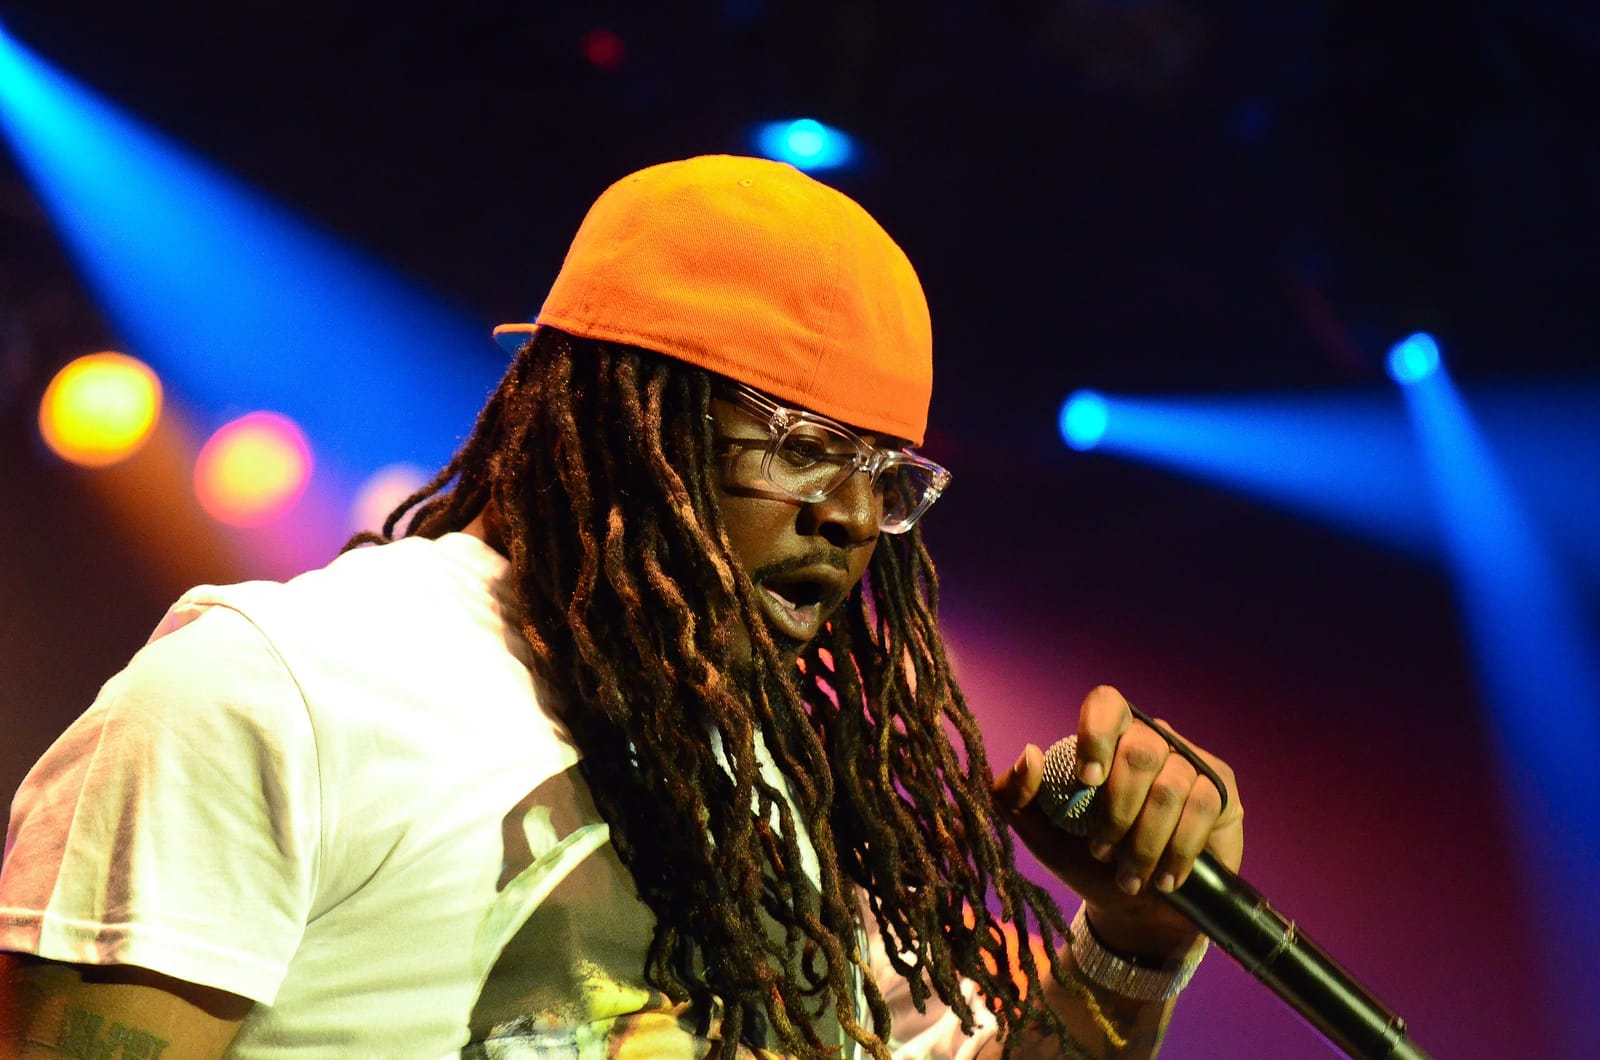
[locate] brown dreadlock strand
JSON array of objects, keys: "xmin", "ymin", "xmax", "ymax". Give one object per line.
[{"xmin": 347, "ymin": 328, "xmax": 1086, "ymax": 1057}]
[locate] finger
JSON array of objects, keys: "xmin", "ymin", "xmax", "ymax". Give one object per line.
[
  {"xmin": 1113, "ymin": 752, "xmax": 1199, "ymax": 895},
  {"xmin": 1074, "ymin": 685, "xmax": 1135, "ymax": 787},
  {"xmin": 992, "ymin": 744, "xmax": 1043, "ymax": 816},
  {"xmin": 1127, "ymin": 713, "xmax": 1240, "ymax": 837},
  {"xmin": 1194, "ymin": 746, "xmax": 1241, "ymax": 829},
  {"xmin": 1152, "ymin": 771, "xmax": 1225, "ymax": 893},
  {"xmin": 1087, "ymin": 722, "xmax": 1171, "ymax": 859}
]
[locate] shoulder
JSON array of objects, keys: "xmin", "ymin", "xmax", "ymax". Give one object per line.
[
  {"xmin": 92, "ymin": 602, "xmax": 311, "ymax": 754},
  {"xmin": 9, "ymin": 603, "xmax": 320, "ymax": 839},
  {"xmin": 174, "ymin": 533, "xmax": 525, "ymax": 665},
  {"xmin": 4, "ymin": 591, "xmax": 319, "ymax": 853},
  {"xmin": 160, "ymin": 532, "xmax": 507, "ymax": 630}
]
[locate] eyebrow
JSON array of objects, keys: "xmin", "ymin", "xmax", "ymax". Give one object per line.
[{"xmin": 711, "ymin": 392, "xmax": 906, "ymax": 451}]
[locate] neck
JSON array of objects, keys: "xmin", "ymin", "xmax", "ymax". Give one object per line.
[{"xmin": 462, "ymin": 507, "xmax": 507, "ymax": 556}]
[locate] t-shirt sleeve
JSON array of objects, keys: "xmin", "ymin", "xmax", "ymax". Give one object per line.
[{"xmin": 0, "ymin": 605, "xmax": 321, "ymax": 1005}]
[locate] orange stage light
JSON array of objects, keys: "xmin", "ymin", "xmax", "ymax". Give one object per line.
[{"xmin": 38, "ymin": 351, "xmax": 162, "ymax": 467}]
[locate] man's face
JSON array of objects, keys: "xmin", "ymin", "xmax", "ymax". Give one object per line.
[{"xmin": 708, "ymin": 394, "xmax": 885, "ymax": 656}]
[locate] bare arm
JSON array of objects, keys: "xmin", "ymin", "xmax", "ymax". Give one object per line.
[{"xmin": 0, "ymin": 953, "xmax": 250, "ymax": 1060}]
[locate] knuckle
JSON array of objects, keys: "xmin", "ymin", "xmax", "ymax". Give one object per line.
[
  {"xmin": 1146, "ymin": 776, "xmax": 1188, "ymax": 813},
  {"xmin": 1188, "ymin": 782, "xmax": 1223, "ymax": 819},
  {"xmin": 1119, "ymin": 740, "xmax": 1166, "ymax": 776}
]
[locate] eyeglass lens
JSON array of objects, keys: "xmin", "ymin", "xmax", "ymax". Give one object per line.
[{"xmin": 767, "ymin": 420, "xmax": 935, "ymax": 528}]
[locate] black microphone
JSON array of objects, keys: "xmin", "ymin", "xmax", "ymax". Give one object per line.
[{"xmin": 1039, "ymin": 735, "xmax": 1431, "ymax": 1060}]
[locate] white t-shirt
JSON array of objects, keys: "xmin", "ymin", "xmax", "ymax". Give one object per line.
[{"xmin": 1, "ymin": 533, "xmax": 994, "ymax": 1058}]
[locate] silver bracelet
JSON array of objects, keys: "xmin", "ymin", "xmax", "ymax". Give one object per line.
[{"xmin": 1067, "ymin": 902, "xmax": 1209, "ymax": 1002}]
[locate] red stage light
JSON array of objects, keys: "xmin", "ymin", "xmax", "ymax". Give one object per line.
[{"xmin": 580, "ymin": 28, "xmax": 626, "ymax": 72}]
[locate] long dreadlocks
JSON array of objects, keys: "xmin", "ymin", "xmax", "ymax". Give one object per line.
[{"xmin": 348, "ymin": 328, "xmax": 1080, "ymax": 1057}]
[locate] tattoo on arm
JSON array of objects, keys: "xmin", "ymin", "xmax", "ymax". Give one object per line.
[
  {"xmin": 1055, "ymin": 1024, "xmax": 1163, "ymax": 1059},
  {"xmin": 56, "ymin": 1006, "xmax": 169, "ymax": 1059},
  {"xmin": 1059, "ymin": 1031, "xmax": 1105, "ymax": 1059}
]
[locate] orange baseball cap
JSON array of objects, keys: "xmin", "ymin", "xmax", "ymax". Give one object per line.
[{"xmin": 493, "ymin": 155, "xmax": 933, "ymax": 445}]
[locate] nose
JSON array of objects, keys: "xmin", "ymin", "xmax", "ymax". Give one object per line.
[{"xmin": 800, "ymin": 469, "xmax": 880, "ymax": 547}]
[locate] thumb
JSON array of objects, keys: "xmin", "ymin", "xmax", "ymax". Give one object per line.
[{"xmin": 993, "ymin": 743, "xmax": 1043, "ymax": 816}]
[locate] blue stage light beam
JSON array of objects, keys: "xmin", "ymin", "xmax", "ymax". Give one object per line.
[
  {"xmin": 0, "ymin": 26, "xmax": 502, "ymax": 486},
  {"xmin": 1056, "ymin": 382, "xmax": 1600, "ymax": 580},
  {"xmin": 753, "ymin": 118, "xmax": 855, "ymax": 171},
  {"xmin": 1064, "ymin": 382, "xmax": 1600, "ymax": 587},
  {"xmin": 1468, "ymin": 382, "xmax": 1600, "ymax": 590},
  {"xmin": 1402, "ymin": 363, "xmax": 1600, "ymax": 1057},
  {"xmin": 1061, "ymin": 389, "xmax": 1437, "ymax": 554}
]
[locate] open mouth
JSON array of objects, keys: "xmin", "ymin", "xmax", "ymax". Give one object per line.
[{"xmin": 757, "ymin": 574, "xmax": 839, "ymax": 645}]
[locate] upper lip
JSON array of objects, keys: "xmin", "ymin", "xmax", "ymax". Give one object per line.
[{"xmin": 757, "ymin": 560, "xmax": 852, "ymax": 611}]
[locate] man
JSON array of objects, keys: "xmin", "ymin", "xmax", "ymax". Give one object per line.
[{"xmin": 1, "ymin": 155, "xmax": 1242, "ymax": 1058}]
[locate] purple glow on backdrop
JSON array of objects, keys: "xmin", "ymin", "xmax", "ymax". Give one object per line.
[{"xmin": 941, "ymin": 600, "xmax": 1549, "ymax": 1058}]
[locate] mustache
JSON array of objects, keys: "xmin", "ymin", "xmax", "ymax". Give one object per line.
[{"xmin": 749, "ymin": 550, "xmax": 851, "ymax": 584}]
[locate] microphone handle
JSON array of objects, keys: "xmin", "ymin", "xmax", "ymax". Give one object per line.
[{"xmin": 1171, "ymin": 852, "xmax": 1431, "ymax": 1060}]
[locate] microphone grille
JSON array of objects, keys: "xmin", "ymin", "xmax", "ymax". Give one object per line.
[{"xmin": 1038, "ymin": 735, "xmax": 1098, "ymax": 837}]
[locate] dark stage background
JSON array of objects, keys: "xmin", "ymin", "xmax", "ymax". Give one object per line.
[{"xmin": 3, "ymin": 3, "xmax": 1598, "ymax": 1056}]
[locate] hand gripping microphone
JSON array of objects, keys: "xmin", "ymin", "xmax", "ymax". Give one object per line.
[{"xmin": 1039, "ymin": 735, "xmax": 1432, "ymax": 1060}]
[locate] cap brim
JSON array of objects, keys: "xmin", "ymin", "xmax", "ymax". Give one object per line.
[{"xmin": 492, "ymin": 322, "xmax": 539, "ymax": 355}]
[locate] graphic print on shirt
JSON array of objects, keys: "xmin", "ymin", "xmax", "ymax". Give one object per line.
[{"xmin": 464, "ymin": 764, "xmax": 741, "ymax": 1058}]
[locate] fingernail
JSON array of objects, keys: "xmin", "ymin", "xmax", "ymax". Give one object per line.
[
  {"xmin": 1155, "ymin": 872, "xmax": 1177, "ymax": 893},
  {"xmin": 1014, "ymin": 749, "xmax": 1030, "ymax": 774},
  {"xmin": 1117, "ymin": 872, "xmax": 1142, "ymax": 896},
  {"xmin": 1078, "ymin": 761, "xmax": 1105, "ymax": 786},
  {"xmin": 1090, "ymin": 841, "xmax": 1114, "ymax": 862}
]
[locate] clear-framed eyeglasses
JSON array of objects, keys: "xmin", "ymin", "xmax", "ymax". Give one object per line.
[{"xmin": 712, "ymin": 383, "xmax": 952, "ymax": 534}]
